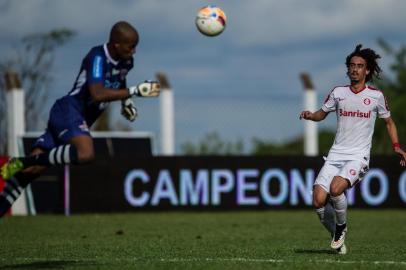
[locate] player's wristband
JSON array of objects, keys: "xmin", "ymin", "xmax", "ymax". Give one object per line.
[{"xmin": 393, "ymin": 143, "xmax": 401, "ymax": 150}]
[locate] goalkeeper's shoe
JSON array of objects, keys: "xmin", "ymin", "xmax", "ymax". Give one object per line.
[
  {"xmin": 331, "ymin": 223, "xmax": 347, "ymax": 249},
  {"xmin": 0, "ymin": 158, "xmax": 24, "ymax": 180}
]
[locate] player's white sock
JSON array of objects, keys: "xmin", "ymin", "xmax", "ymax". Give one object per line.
[
  {"xmin": 324, "ymin": 201, "xmax": 336, "ymax": 235},
  {"xmin": 331, "ymin": 193, "xmax": 347, "ymax": 225},
  {"xmin": 316, "ymin": 201, "xmax": 335, "ymax": 237}
]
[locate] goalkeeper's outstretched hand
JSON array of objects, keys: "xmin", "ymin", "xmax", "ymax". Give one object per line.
[
  {"xmin": 121, "ymin": 98, "xmax": 138, "ymax": 122},
  {"xmin": 128, "ymin": 80, "xmax": 161, "ymax": 97}
]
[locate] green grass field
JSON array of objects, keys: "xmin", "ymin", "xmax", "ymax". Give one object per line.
[{"xmin": 1, "ymin": 210, "xmax": 405, "ymax": 270}]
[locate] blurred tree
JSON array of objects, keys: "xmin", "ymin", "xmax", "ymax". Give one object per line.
[
  {"xmin": 251, "ymin": 130, "xmax": 335, "ymax": 155},
  {"xmin": 181, "ymin": 132, "xmax": 244, "ymax": 155},
  {"xmin": 251, "ymin": 137, "xmax": 301, "ymax": 155},
  {"xmin": 372, "ymin": 39, "xmax": 406, "ymax": 154},
  {"xmin": 0, "ymin": 28, "xmax": 75, "ymax": 155},
  {"xmin": 180, "ymin": 130, "xmax": 335, "ymax": 156}
]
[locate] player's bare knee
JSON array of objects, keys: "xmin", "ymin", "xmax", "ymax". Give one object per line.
[
  {"xmin": 313, "ymin": 200, "xmax": 323, "ymax": 209},
  {"xmin": 330, "ymin": 186, "xmax": 343, "ymax": 197},
  {"xmin": 313, "ymin": 198, "xmax": 326, "ymax": 209},
  {"xmin": 313, "ymin": 185, "xmax": 328, "ymax": 209},
  {"xmin": 312, "ymin": 193, "xmax": 326, "ymax": 208}
]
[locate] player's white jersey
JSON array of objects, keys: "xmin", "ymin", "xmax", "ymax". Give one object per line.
[{"xmin": 322, "ymin": 85, "xmax": 390, "ymax": 162}]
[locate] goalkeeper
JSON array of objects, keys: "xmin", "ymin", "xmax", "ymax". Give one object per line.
[{"xmin": 0, "ymin": 21, "xmax": 160, "ymax": 217}]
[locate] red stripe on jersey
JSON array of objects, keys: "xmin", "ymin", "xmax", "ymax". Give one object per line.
[
  {"xmin": 384, "ymin": 95, "xmax": 390, "ymax": 110},
  {"xmin": 323, "ymin": 85, "xmax": 348, "ymax": 104},
  {"xmin": 366, "ymin": 86, "xmax": 384, "ymax": 95},
  {"xmin": 349, "ymin": 85, "xmax": 367, "ymax": 94},
  {"xmin": 323, "ymin": 89, "xmax": 334, "ymax": 104},
  {"xmin": 367, "ymin": 85, "xmax": 382, "ymax": 93}
]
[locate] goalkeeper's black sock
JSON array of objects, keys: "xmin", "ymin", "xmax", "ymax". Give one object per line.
[
  {"xmin": 21, "ymin": 144, "xmax": 78, "ymax": 167},
  {"xmin": 0, "ymin": 172, "xmax": 39, "ymax": 217}
]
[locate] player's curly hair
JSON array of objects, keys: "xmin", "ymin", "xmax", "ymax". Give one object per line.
[{"xmin": 346, "ymin": 44, "xmax": 382, "ymax": 82}]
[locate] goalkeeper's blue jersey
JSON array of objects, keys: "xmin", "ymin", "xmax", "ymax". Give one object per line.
[
  {"xmin": 33, "ymin": 44, "xmax": 134, "ymax": 150},
  {"xmin": 64, "ymin": 43, "xmax": 133, "ymax": 126}
]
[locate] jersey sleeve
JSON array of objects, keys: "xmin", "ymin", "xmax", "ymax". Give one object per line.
[
  {"xmin": 321, "ymin": 88, "xmax": 337, "ymax": 112},
  {"xmin": 86, "ymin": 54, "xmax": 105, "ymax": 85},
  {"xmin": 377, "ymin": 92, "xmax": 391, "ymax": 118}
]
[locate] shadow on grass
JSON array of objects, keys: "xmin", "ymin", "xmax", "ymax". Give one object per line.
[
  {"xmin": 294, "ymin": 248, "xmax": 336, "ymax": 255},
  {"xmin": 0, "ymin": 260, "xmax": 90, "ymax": 269}
]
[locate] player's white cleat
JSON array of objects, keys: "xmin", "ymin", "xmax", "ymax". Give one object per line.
[
  {"xmin": 331, "ymin": 224, "xmax": 347, "ymax": 249},
  {"xmin": 336, "ymin": 243, "xmax": 347, "ymax": 255}
]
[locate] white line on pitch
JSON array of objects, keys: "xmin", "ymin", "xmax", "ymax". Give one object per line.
[
  {"xmin": 158, "ymin": 257, "xmax": 406, "ymax": 265},
  {"xmin": 2, "ymin": 257, "xmax": 406, "ymax": 266}
]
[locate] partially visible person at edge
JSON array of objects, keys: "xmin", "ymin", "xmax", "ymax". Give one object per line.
[{"xmin": 0, "ymin": 21, "xmax": 161, "ymax": 217}]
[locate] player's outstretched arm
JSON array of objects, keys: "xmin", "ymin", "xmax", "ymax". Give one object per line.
[
  {"xmin": 89, "ymin": 80, "xmax": 161, "ymax": 103},
  {"xmin": 300, "ymin": 109, "xmax": 328, "ymax": 122},
  {"xmin": 384, "ymin": 117, "xmax": 406, "ymax": 166},
  {"xmin": 89, "ymin": 83, "xmax": 133, "ymax": 102}
]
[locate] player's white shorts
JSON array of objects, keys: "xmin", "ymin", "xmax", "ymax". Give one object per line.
[{"xmin": 314, "ymin": 159, "xmax": 369, "ymax": 193}]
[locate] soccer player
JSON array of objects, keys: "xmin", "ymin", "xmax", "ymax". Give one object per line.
[
  {"xmin": 0, "ymin": 21, "xmax": 160, "ymax": 217},
  {"xmin": 300, "ymin": 44, "xmax": 406, "ymax": 254}
]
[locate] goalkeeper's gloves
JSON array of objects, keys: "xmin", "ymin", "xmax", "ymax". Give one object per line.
[
  {"xmin": 121, "ymin": 98, "xmax": 138, "ymax": 122},
  {"xmin": 128, "ymin": 80, "xmax": 161, "ymax": 97}
]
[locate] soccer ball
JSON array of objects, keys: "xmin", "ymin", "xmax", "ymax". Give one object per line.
[{"xmin": 195, "ymin": 5, "xmax": 227, "ymax": 37}]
